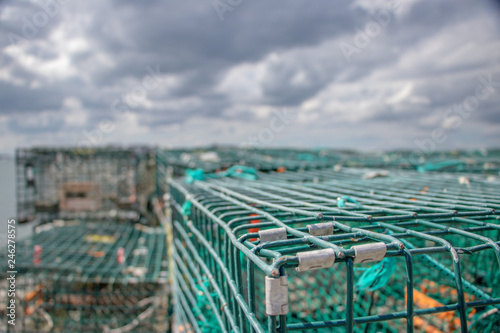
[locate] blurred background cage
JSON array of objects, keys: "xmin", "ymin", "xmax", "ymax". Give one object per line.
[
  {"xmin": 16, "ymin": 146, "xmax": 157, "ymax": 224},
  {"xmin": 155, "ymin": 147, "xmax": 345, "ymax": 178},
  {"xmin": 169, "ymin": 167, "xmax": 500, "ymax": 333},
  {"xmin": 154, "ymin": 146, "xmax": 348, "ymax": 205},
  {"xmin": 155, "ymin": 148, "xmax": 500, "ymax": 195},
  {"xmin": 332, "ymin": 149, "xmax": 500, "ymax": 175},
  {"xmin": 0, "ymin": 219, "xmax": 170, "ymax": 332}
]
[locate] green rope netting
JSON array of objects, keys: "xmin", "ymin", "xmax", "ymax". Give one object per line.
[
  {"xmin": 185, "ymin": 165, "xmax": 258, "ymax": 184},
  {"xmin": 296, "ymin": 153, "xmax": 315, "ymax": 161},
  {"xmin": 223, "ymin": 165, "xmax": 258, "ymax": 180},
  {"xmin": 186, "ymin": 168, "xmax": 206, "ymax": 183},
  {"xmin": 336, "ymin": 195, "xmax": 362, "ymax": 208},
  {"xmin": 355, "ymin": 258, "xmax": 397, "ymax": 292},
  {"xmin": 470, "ymin": 309, "xmax": 500, "ymax": 332},
  {"xmin": 417, "ymin": 160, "xmax": 465, "ymax": 173},
  {"xmin": 194, "ymin": 278, "xmax": 220, "ymax": 333},
  {"xmin": 182, "ymin": 200, "xmax": 192, "ymax": 217}
]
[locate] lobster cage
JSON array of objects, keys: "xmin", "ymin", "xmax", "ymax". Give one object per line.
[
  {"xmin": 358, "ymin": 149, "xmax": 500, "ymax": 174},
  {"xmin": 16, "ymin": 147, "xmax": 156, "ymax": 223},
  {"xmin": 155, "ymin": 147, "xmax": 342, "ymax": 183},
  {"xmin": 0, "ymin": 220, "xmax": 170, "ymax": 332},
  {"xmin": 169, "ymin": 168, "xmax": 500, "ymax": 333}
]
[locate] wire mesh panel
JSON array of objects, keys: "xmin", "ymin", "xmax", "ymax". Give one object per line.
[
  {"xmin": 16, "ymin": 147, "xmax": 156, "ymax": 224},
  {"xmin": 0, "ymin": 220, "xmax": 170, "ymax": 332},
  {"xmin": 169, "ymin": 168, "xmax": 500, "ymax": 333},
  {"xmin": 335, "ymin": 149, "xmax": 500, "ymax": 175},
  {"xmin": 154, "ymin": 147, "xmax": 344, "ymax": 213},
  {"xmin": 155, "ymin": 147, "xmax": 344, "ymax": 180},
  {"xmin": 155, "ymin": 148, "xmax": 500, "ymax": 203}
]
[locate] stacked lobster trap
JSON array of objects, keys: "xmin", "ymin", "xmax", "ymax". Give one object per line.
[
  {"xmin": 169, "ymin": 167, "xmax": 500, "ymax": 333},
  {"xmin": 155, "ymin": 147, "xmax": 344, "ymax": 178},
  {"xmin": 16, "ymin": 146, "xmax": 156, "ymax": 224},
  {"xmin": 0, "ymin": 220, "xmax": 170, "ymax": 332}
]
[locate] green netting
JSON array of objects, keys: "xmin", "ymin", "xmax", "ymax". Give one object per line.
[
  {"xmin": 355, "ymin": 257, "xmax": 396, "ymax": 291},
  {"xmin": 185, "ymin": 166, "xmax": 259, "ymax": 184},
  {"xmin": 186, "ymin": 169, "xmax": 206, "ymax": 184},
  {"xmin": 0, "ymin": 220, "xmax": 170, "ymax": 332},
  {"xmin": 169, "ymin": 167, "xmax": 500, "ymax": 333},
  {"xmin": 417, "ymin": 160, "xmax": 466, "ymax": 173}
]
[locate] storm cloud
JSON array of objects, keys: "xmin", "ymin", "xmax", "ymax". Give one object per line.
[{"xmin": 0, "ymin": 0, "xmax": 499, "ymax": 153}]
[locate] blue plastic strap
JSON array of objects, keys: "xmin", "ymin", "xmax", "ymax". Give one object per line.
[
  {"xmin": 181, "ymin": 200, "xmax": 192, "ymax": 217},
  {"xmin": 417, "ymin": 160, "xmax": 465, "ymax": 173},
  {"xmin": 355, "ymin": 257, "xmax": 396, "ymax": 291},
  {"xmin": 185, "ymin": 168, "xmax": 205, "ymax": 184},
  {"xmin": 337, "ymin": 195, "xmax": 361, "ymax": 208},
  {"xmin": 222, "ymin": 165, "xmax": 258, "ymax": 180}
]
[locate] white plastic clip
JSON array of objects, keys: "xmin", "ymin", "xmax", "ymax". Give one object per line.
[
  {"xmin": 259, "ymin": 227, "xmax": 287, "ymax": 244},
  {"xmin": 296, "ymin": 248, "xmax": 336, "ymax": 272},
  {"xmin": 307, "ymin": 222, "xmax": 334, "ymax": 236},
  {"xmin": 265, "ymin": 275, "xmax": 289, "ymax": 315},
  {"xmin": 352, "ymin": 242, "xmax": 387, "ymax": 264}
]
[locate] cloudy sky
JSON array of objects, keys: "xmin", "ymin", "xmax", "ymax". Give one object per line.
[{"xmin": 0, "ymin": 0, "xmax": 499, "ymax": 155}]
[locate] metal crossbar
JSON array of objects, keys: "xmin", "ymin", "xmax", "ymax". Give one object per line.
[{"xmin": 169, "ymin": 168, "xmax": 500, "ymax": 332}]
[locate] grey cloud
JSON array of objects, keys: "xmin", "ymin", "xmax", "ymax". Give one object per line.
[
  {"xmin": 0, "ymin": 0, "xmax": 499, "ymax": 152},
  {"xmin": 0, "ymin": 81, "xmax": 63, "ymax": 113},
  {"xmin": 7, "ymin": 112, "xmax": 65, "ymax": 133},
  {"xmin": 0, "ymin": 0, "xmax": 62, "ymax": 46}
]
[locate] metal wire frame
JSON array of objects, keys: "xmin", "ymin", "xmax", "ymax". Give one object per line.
[
  {"xmin": 169, "ymin": 169, "xmax": 500, "ymax": 333},
  {"xmin": 156, "ymin": 148, "xmax": 500, "ymax": 179},
  {"xmin": 0, "ymin": 274, "xmax": 168, "ymax": 333},
  {"xmin": 382, "ymin": 150, "xmax": 500, "ymax": 174},
  {"xmin": 155, "ymin": 148, "xmax": 344, "ymax": 176},
  {"xmin": 14, "ymin": 220, "xmax": 167, "ymax": 281},
  {"xmin": 0, "ymin": 220, "xmax": 170, "ymax": 332},
  {"xmin": 15, "ymin": 146, "xmax": 156, "ymax": 223}
]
